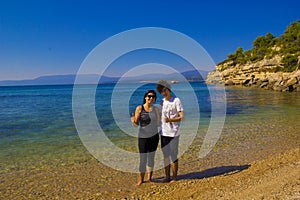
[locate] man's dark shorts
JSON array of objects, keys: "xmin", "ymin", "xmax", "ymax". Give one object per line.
[{"xmin": 161, "ymin": 135, "xmax": 179, "ymax": 162}]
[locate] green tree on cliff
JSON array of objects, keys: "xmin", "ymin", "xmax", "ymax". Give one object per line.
[
  {"xmin": 279, "ymin": 20, "xmax": 300, "ymax": 54},
  {"xmin": 220, "ymin": 20, "xmax": 300, "ymax": 72}
]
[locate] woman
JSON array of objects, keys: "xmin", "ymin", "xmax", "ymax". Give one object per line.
[{"xmin": 131, "ymin": 90, "xmax": 160, "ymax": 186}]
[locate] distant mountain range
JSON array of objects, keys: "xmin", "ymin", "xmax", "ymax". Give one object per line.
[{"xmin": 0, "ymin": 70, "xmax": 208, "ymax": 86}]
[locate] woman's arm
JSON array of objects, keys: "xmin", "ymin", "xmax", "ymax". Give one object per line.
[
  {"xmin": 154, "ymin": 106, "xmax": 161, "ymax": 127},
  {"xmin": 131, "ymin": 105, "xmax": 142, "ymax": 127}
]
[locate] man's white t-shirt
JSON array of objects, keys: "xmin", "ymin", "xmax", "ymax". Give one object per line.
[{"xmin": 160, "ymin": 96, "xmax": 184, "ymax": 137}]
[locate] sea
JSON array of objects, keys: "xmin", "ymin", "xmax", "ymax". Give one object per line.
[{"xmin": 0, "ymin": 82, "xmax": 300, "ymax": 172}]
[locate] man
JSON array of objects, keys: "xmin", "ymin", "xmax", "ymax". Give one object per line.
[{"xmin": 156, "ymin": 80, "xmax": 184, "ymax": 183}]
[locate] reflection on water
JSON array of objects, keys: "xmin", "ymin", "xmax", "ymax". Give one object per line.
[{"xmin": 226, "ymin": 87, "xmax": 300, "ymax": 116}]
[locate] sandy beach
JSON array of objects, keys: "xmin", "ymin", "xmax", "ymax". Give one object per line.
[
  {"xmin": 1, "ymin": 126, "xmax": 299, "ymax": 200},
  {"xmin": 1, "ymin": 2, "xmax": 299, "ymax": 199}
]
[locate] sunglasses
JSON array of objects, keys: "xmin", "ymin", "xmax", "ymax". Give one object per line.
[{"xmin": 147, "ymin": 95, "xmax": 156, "ymax": 99}]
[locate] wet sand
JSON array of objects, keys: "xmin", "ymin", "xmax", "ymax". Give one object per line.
[
  {"xmin": 1, "ymin": 107, "xmax": 300, "ymax": 200},
  {"xmin": 1, "ymin": 84, "xmax": 300, "ymax": 199},
  {"xmin": 1, "ymin": 122, "xmax": 299, "ymax": 200}
]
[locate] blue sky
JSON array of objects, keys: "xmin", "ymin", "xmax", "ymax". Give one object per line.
[{"xmin": 0, "ymin": 0, "xmax": 299, "ymax": 80}]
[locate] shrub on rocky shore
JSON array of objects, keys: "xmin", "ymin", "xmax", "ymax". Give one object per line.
[{"xmin": 206, "ymin": 20, "xmax": 300, "ymax": 92}]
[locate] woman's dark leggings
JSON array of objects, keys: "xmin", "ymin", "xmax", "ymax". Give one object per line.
[{"xmin": 138, "ymin": 133, "xmax": 159, "ymax": 172}]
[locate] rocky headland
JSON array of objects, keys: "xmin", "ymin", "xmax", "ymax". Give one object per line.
[
  {"xmin": 206, "ymin": 20, "xmax": 300, "ymax": 92},
  {"xmin": 206, "ymin": 55, "xmax": 300, "ymax": 92}
]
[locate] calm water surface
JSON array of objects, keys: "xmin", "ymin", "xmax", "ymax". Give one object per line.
[{"xmin": 0, "ymin": 83, "xmax": 299, "ymax": 172}]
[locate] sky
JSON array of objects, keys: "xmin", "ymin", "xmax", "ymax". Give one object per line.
[{"xmin": 0, "ymin": 0, "xmax": 299, "ymax": 81}]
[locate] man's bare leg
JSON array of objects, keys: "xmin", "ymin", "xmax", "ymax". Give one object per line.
[
  {"xmin": 163, "ymin": 157, "xmax": 171, "ymax": 182},
  {"xmin": 170, "ymin": 160, "xmax": 178, "ymax": 183}
]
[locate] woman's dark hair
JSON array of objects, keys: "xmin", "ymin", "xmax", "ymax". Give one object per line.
[{"xmin": 143, "ymin": 90, "xmax": 157, "ymax": 104}]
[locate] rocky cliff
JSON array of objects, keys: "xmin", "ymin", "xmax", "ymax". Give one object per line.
[{"xmin": 206, "ymin": 55, "xmax": 300, "ymax": 92}]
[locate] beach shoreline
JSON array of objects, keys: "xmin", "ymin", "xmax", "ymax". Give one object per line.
[
  {"xmin": 1, "ymin": 132, "xmax": 299, "ymax": 200},
  {"xmin": 1, "ymin": 84, "xmax": 300, "ymax": 199}
]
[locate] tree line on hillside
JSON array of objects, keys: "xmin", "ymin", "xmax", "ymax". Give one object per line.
[{"xmin": 219, "ymin": 20, "xmax": 300, "ymax": 72}]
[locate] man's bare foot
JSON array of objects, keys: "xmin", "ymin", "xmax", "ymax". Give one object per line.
[
  {"xmin": 170, "ymin": 179, "xmax": 177, "ymax": 183},
  {"xmin": 136, "ymin": 180, "xmax": 143, "ymax": 186}
]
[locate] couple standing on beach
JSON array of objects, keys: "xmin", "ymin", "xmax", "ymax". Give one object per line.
[{"xmin": 131, "ymin": 80, "xmax": 184, "ymax": 186}]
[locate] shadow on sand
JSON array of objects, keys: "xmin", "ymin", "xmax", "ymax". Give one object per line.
[
  {"xmin": 177, "ymin": 164, "xmax": 250, "ymax": 180},
  {"xmin": 153, "ymin": 164, "xmax": 250, "ymax": 183}
]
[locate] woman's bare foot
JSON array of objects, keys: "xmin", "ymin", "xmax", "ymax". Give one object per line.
[
  {"xmin": 136, "ymin": 173, "xmax": 145, "ymax": 186},
  {"xmin": 147, "ymin": 170, "xmax": 153, "ymax": 183}
]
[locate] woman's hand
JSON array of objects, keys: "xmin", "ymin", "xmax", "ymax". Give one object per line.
[{"xmin": 131, "ymin": 112, "xmax": 138, "ymax": 127}]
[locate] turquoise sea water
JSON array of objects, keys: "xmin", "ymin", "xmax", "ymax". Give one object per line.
[{"xmin": 0, "ymin": 83, "xmax": 299, "ymax": 172}]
